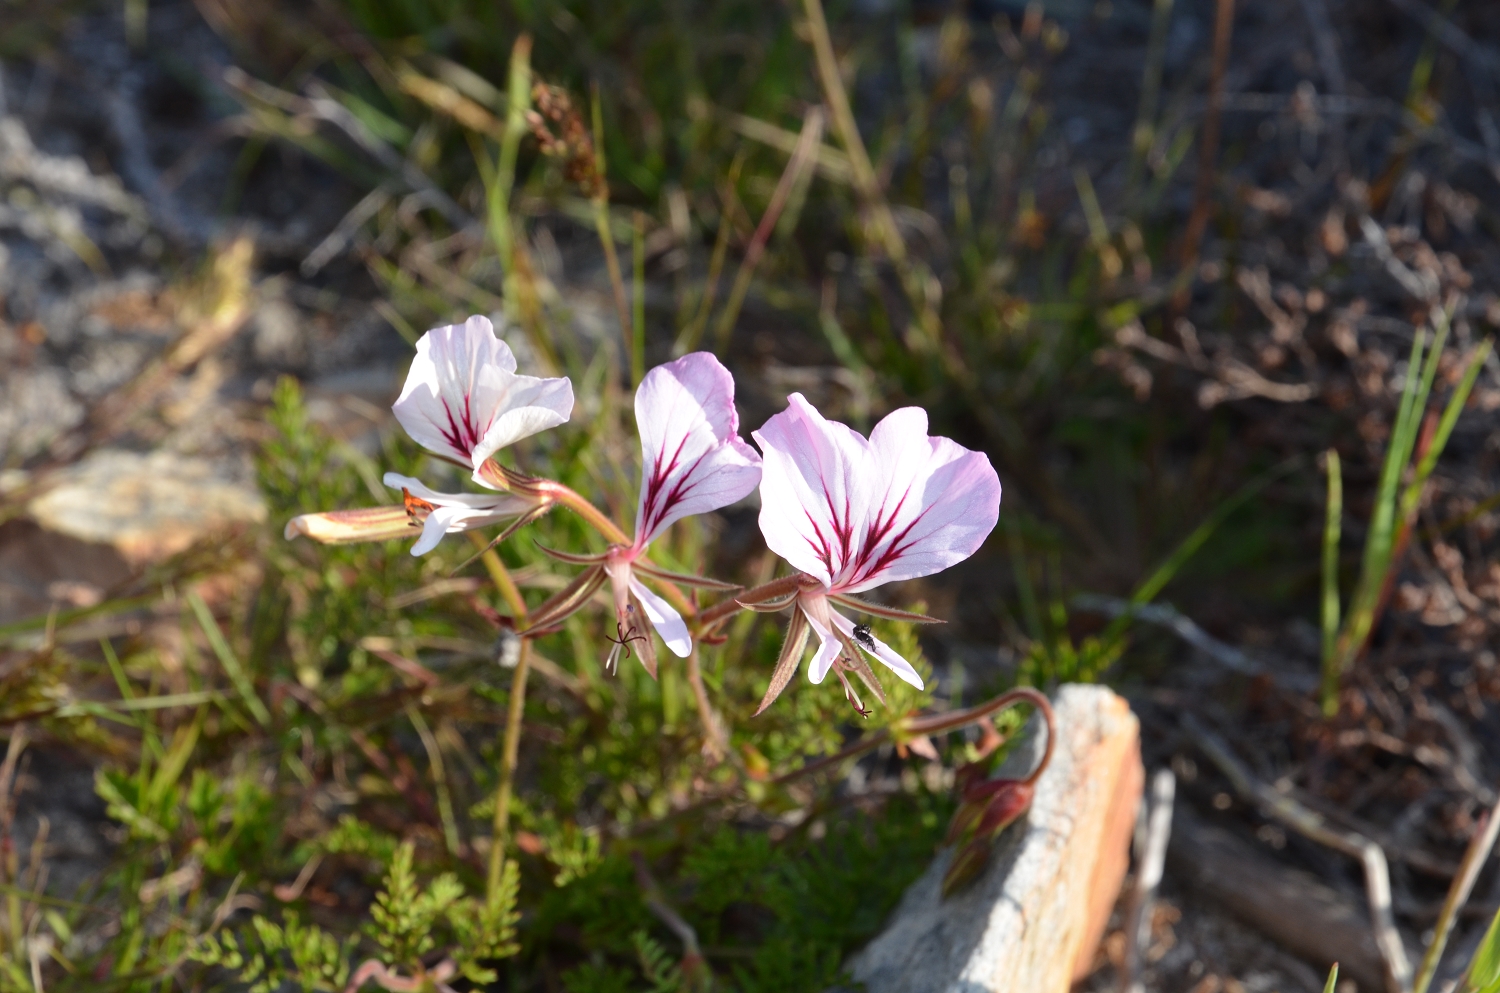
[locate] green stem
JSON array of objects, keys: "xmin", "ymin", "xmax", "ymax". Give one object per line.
[
  {"xmin": 632, "ymin": 211, "xmax": 646, "ymax": 386},
  {"xmin": 487, "ymin": 638, "xmax": 532, "ymax": 896}
]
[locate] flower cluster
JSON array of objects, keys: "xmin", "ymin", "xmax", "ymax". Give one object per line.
[{"xmin": 287, "ymin": 315, "xmax": 1002, "ymax": 712}]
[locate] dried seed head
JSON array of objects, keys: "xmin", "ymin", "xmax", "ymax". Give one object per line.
[{"xmin": 527, "ymin": 82, "xmax": 604, "ymax": 198}]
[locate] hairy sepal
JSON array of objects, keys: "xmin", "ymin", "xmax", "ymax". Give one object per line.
[
  {"xmin": 830, "ymin": 593, "xmax": 944, "ymax": 624},
  {"xmin": 755, "ymin": 608, "xmax": 810, "ymax": 716},
  {"xmin": 632, "ymin": 559, "xmax": 740, "ymax": 591},
  {"xmin": 526, "ymin": 567, "xmax": 606, "ymax": 630},
  {"xmin": 532, "ymin": 542, "xmax": 609, "ymax": 565}
]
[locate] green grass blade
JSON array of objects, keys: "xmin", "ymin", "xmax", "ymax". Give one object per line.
[
  {"xmin": 1101, "ymin": 457, "xmax": 1298, "ymax": 647},
  {"xmin": 188, "ymin": 592, "xmax": 270, "ymax": 727},
  {"xmin": 1465, "ymin": 907, "xmax": 1500, "ymax": 993},
  {"xmin": 1337, "ymin": 329, "xmax": 1428, "ymax": 673},
  {"xmin": 1402, "ymin": 338, "xmax": 1493, "ymax": 523},
  {"xmin": 1322, "ymin": 963, "xmax": 1339, "ymax": 993}
]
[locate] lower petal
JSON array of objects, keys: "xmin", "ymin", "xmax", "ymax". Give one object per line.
[
  {"xmin": 831, "ymin": 610, "xmax": 924, "ymax": 689},
  {"xmin": 802, "ymin": 609, "xmax": 841, "ymax": 685},
  {"xmin": 630, "ymin": 578, "xmax": 692, "ymax": 658},
  {"xmin": 411, "ymin": 506, "xmax": 467, "ymax": 556}
]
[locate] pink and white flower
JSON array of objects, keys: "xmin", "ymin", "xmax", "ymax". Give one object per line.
[
  {"xmin": 535, "ymin": 353, "xmax": 761, "ymax": 675},
  {"xmin": 381, "ymin": 473, "xmax": 538, "ymax": 556},
  {"xmin": 286, "ymin": 315, "xmax": 570, "ymax": 554},
  {"xmin": 747, "ymin": 393, "xmax": 1001, "ymax": 713},
  {"xmin": 392, "ymin": 315, "xmax": 573, "ymax": 484}
]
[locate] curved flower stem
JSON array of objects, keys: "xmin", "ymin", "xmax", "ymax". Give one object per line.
[
  {"xmin": 534, "ymin": 479, "xmax": 705, "ymax": 619},
  {"xmin": 777, "ymin": 687, "xmax": 1055, "ymax": 790},
  {"xmin": 685, "ymin": 647, "xmax": 727, "ymax": 762},
  {"xmin": 535, "ymin": 479, "xmax": 630, "ymax": 546},
  {"xmin": 904, "ymin": 687, "xmax": 1056, "ymax": 787},
  {"xmin": 631, "ymin": 687, "xmax": 1056, "ymax": 835},
  {"xmin": 694, "ymin": 573, "xmax": 806, "ymax": 632}
]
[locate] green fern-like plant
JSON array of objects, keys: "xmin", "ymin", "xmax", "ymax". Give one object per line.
[
  {"xmin": 367, "ymin": 841, "xmax": 464, "ymax": 966},
  {"xmin": 450, "ymin": 857, "xmax": 523, "ymax": 984},
  {"xmin": 191, "ymin": 911, "xmax": 351, "ymax": 993}
]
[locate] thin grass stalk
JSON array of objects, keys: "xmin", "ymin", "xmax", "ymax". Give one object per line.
[
  {"xmin": 0, "ymin": 726, "xmax": 27, "ymax": 960},
  {"xmin": 1403, "ymin": 338, "xmax": 1492, "ymax": 519},
  {"xmin": 1101, "ymin": 458, "xmax": 1296, "ymax": 649},
  {"xmin": 480, "ymin": 549, "xmax": 530, "ymax": 897},
  {"xmin": 1412, "ymin": 802, "xmax": 1500, "ymax": 993},
  {"xmin": 799, "ymin": 0, "xmax": 904, "ymax": 265},
  {"xmin": 1127, "ymin": 0, "xmax": 1175, "ymax": 195},
  {"xmin": 1176, "ymin": 0, "xmax": 1235, "ymax": 282},
  {"xmin": 1320, "ymin": 449, "xmax": 1343, "ymax": 713},
  {"xmin": 799, "ymin": 0, "xmax": 943, "ymax": 352},
  {"xmin": 590, "ymin": 89, "xmax": 634, "ymax": 354},
  {"xmin": 487, "ymin": 35, "xmax": 532, "ymax": 328},
  {"xmin": 710, "ymin": 108, "xmax": 825, "ymax": 352},
  {"xmin": 632, "ymin": 211, "xmax": 647, "ymax": 386},
  {"xmin": 685, "ymin": 647, "xmax": 726, "ymax": 762},
  {"xmin": 675, "ymin": 150, "xmax": 746, "ymax": 354},
  {"xmin": 470, "ymin": 535, "xmax": 530, "ymax": 619},
  {"xmin": 488, "ymin": 637, "xmax": 531, "ymax": 897},
  {"xmin": 407, "ymin": 704, "xmax": 461, "ymax": 856},
  {"xmin": 188, "ymin": 592, "xmax": 270, "ymax": 727}
]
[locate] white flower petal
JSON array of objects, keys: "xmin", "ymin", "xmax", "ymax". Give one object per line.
[
  {"xmin": 633, "ymin": 353, "xmax": 761, "ymax": 545},
  {"xmin": 830, "ymin": 609, "xmax": 924, "ymax": 689},
  {"xmin": 752, "ymin": 394, "xmax": 1000, "ymax": 595},
  {"xmin": 801, "ymin": 606, "xmax": 841, "ymax": 685},
  {"xmin": 382, "ymin": 472, "xmax": 535, "ymax": 556},
  {"xmin": 630, "ymin": 578, "xmax": 692, "ymax": 658},
  {"xmin": 391, "ymin": 315, "xmax": 573, "ymax": 476},
  {"xmin": 412, "ymin": 505, "xmax": 466, "ymax": 556}
]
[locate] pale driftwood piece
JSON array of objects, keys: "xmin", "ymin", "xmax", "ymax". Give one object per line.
[
  {"xmin": 845, "ymin": 684, "xmax": 1142, "ymax": 993},
  {"xmin": 1167, "ymin": 807, "xmax": 1403, "ymax": 993},
  {"xmin": 1121, "ymin": 768, "xmax": 1175, "ymax": 993}
]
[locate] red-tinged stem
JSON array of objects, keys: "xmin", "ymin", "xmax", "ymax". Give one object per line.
[
  {"xmin": 630, "ymin": 687, "xmax": 1057, "ymax": 835},
  {"xmin": 526, "ymin": 478, "xmax": 704, "ymax": 619},
  {"xmin": 534, "ymin": 479, "xmax": 630, "ymax": 546},
  {"xmin": 904, "ymin": 687, "xmax": 1056, "ymax": 787},
  {"xmin": 694, "ymin": 574, "xmax": 807, "ymax": 631}
]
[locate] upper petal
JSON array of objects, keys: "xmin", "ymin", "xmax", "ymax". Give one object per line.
[
  {"xmin": 752, "ymin": 396, "xmax": 1000, "ymax": 594},
  {"xmin": 632, "ymin": 352, "xmax": 762, "ymax": 545},
  {"xmin": 751, "ymin": 393, "xmax": 877, "ymax": 587},
  {"xmin": 838, "ymin": 406, "xmax": 1000, "ymax": 592},
  {"xmin": 392, "ymin": 315, "xmax": 573, "ymax": 478}
]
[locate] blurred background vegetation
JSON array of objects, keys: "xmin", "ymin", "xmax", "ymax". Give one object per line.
[{"xmin": 2, "ymin": 0, "xmax": 1499, "ymax": 989}]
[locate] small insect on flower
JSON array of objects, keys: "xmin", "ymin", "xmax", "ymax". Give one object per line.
[
  {"xmin": 402, "ymin": 488, "xmax": 436, "ymax": 524},
  {"xmin": 604, "ymin": 605, "xmax": 650, "ymax": 672},
  {"xmin": 852, "ymin": 624, "xmax": 876, "ymax": 650}
]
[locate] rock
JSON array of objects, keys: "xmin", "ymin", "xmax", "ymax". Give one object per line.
[
  {"xmin": 26, "ymin": 448, "xmax": 265, "ymax": 566},
  {"xmin": 0, "ymin": 518, "xmax": 131, "ymax": 625},
  {"xmin": 846, "ymin": 684, "xmax": 1143, "ymax": 993}
]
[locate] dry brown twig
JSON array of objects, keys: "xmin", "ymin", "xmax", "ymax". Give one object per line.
[{"xmin": 1184, "ymin": 714, "xmax": 1413, "ymax": 993}]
